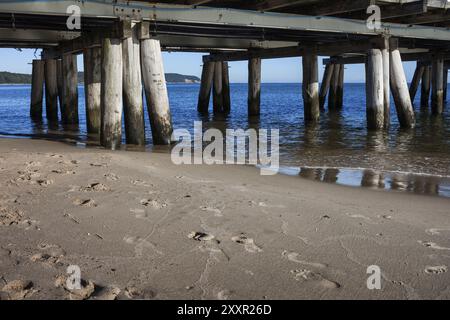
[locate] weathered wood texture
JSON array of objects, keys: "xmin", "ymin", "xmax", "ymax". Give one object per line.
[
  {"xmin": 409, "ymin": 63, "xmax": 425, "ymax": 102},
  {"xmin": 431, "ymin": 56, "xmax": 444, "ymax": 115},
  {"xmin": 30, "ymin": 59, "xmax": 44, "ymax": 119},
  {"xmin": 83, "ymin": 47, "xmax": 102, "ymax": 135},
  {"xmin": 61, "ymin": 53, "xmax": 79, "ymax": 124},
  {"xmin": 123, "ymin": 26, "xmax": 145, "ymax": 145},
  {"xmin": 101, "ymin": 38, "xmax": 123, "ymax": 150},
  {"xmin": 390, "ymin": 47, "xmax": 415, "ymax": 128},
  {"xmin": 366, "ymin": 49, "xmax": 384, "ymax": 130},
  {"xmin": 222, "ymin": 61, "xmax": 231, "ymax": 114},
  {"xmin": 248, "ymin": 57, "xmax": 262, "ymax": 116},
  {"xmin": 382, "ymin": 46, "xmax": 390, "ymax": 129},
  {"xmin": 141, "ymin": 38, "xmax": 173, "ymax": 145},
  {"xmin": 336, "ymin": 63, "xmax": 344, "ymax": 109},
  {"xmin": 421, "ymin": 66, "xmax": 431, "ymax": 109},
  {"xmin": 197, "ymin": 61, "xmax": 215, "ymax": 113},
  {"xmin": 319, "ymin": 63, "xmax": 334, "ymax": 110},
  {"xmin": 302, "ymin": 52, "xmax": 320, "ymax": 123},
  {"xmin": 44, "ymin": 59, "xmax": 59, "ymax": 121},
  {"xmin": 328, "ymin": 63, "xmax": 341, "ymax": 111},
  {"xmin": 56, "ymin": 59, "xmax": 64, "ymax": 116},
  {"xmin": 444, "ymin": 68, "xmax": 448, "ymax": 103},
  {"xmin": 213, "ymin": 61, "xmax": 224, "ymax": 113}
]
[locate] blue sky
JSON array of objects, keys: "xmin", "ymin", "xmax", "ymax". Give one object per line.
[{"xmin": 0, "ymin": 48, "xmax": 417, "ymax": 83}]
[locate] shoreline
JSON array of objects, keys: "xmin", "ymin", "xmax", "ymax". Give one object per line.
[{"xmin": 1, "ymin": 137, "xmax": 450, "ymax": 300}]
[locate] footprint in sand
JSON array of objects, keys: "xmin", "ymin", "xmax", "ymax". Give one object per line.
[
  {"xmin": 425, "ymin": 266, "xmax": 448, "ymax": 275},
  {"xmin": 80, "ymin": 183, "xmax": 109, "ymax": 192},
  {"xmin": 231, "ymin": 234, "xmax": 262, "ymax": 253},
  {"xmin": 217, "ymin": 290, "xmax": 233, "ymax": 300},
  {"xmin": 0, "ymin": 280, "xmax": 35, "ymax": 300},
  {"xmin": 104, "ymin": 173, "xmax": 119, "ymax": 181},
  {"xmin": 90, "ymin": 162, "xmax": 107, "ymax": 167},
  {"xmin": 73, "ymin": 199, "xmax": 97, "ymax": 208},
  {"xmin": 282, "ymin": 251, "xmax": 327, "ymax": 269},
  {"xmin": 55, "ymin": 275, "xmax": 95, "ymax": 300},
  {"xmin": 0, "ymin": 207, "xmax": 24, "ymax": 226},
  {"xmin": 35, "ymin": 179, "xmax": 54, "ymax": 187},
  {"xmin": 188, "ymin": 231, "xmax": 216, "ymax": 242},
  {"xmin": 290, "ymin": 269, "xmax": 340, "ymax": 289},
  {"xmin": 124, "ymin": 286, "xmax": 155, "ymax": 300},
  {"xmin": 93, "ymin": 286, "xmax": 121, "ymax": 300},
  {"xmin": 140, "ymin": 199, "xmax": 167, "ymax": 209},
  {"xmin": 419, "ymin": 241, "xmax": 450, "ymax": 251},
  {"xmin": 31, "ymin": 243, "xmax": 66, "ymax": 267}
]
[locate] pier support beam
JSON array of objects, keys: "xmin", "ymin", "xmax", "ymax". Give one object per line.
[
  {"xmin": 101, "ymin": 38, "xmax": 123, "ymax": 150},
  {"xmin": 30, "ymin": 59, "xmax": 44, "ymax": 119},
  {"xmin": 213, "ymin": 61, "xmax": 224, "ymax": 114},
  {"xmin": 197, "ymin": 61, "xmax": 215, "ymax": 113},
  {"xmin": 123, "ymin": 25, "xmax": 145, "ymax": 145},
  {"xmin": 409, "ymin": 63, "xmax": 425, "ymax": 102},
  {"xmin": 302, "ymin": 52, "xmax": 320, "ymax": 123},
  {"xmin": 382, "ymin": 41, "xmax": 390, "ymax": 129},
  {"xmin": 83, "ymin": 47, "xmax": 102, "ymax": 135},
  {"xmin": 444, "ymin": 68, "xmax": 448, "ymax": 103},
  {"xmin": 222, "ymin": 61, "xmax": 231, "ymax": 114},
  {"xmin": 61, "ymin": 53, "xmax": 79, "ymax": 125},
  {"xmin": 366, "ymin": 49, "xmax": 384, "ymax": 130},
  {"xmin": 389, "ymin": 40, "xmax": 415, "ymax": 128},
  {"xmin": 141, "ymin": 38, "xmax": 173, "ymax": 145},
  {"xmin": 421, "ymin": 66, "xmax": 431, "ymax": 109},
  {"xmin": 431, "ymin": 55, "xmax": 444, "ymax": 115},
  {"xmin": 56, "ymin": 60, "xmax": 63, "ymax": 116},
  {"xmin": 319, "ymin": 63, "xmax": 334, "ymax": 110},
  {"xmin": 336, "ymin": 64, "xmax": 344, "ymax": 109},
  {"xmin": 44, "ymin": 59, "xmax": 59, "ymax": 122},
  {"xmin": 248, "ymin": 57, "xmax": 262, "ymax": 116},
  {"xmin": 328, "ymin": 64, "xmax": 341, "ymax": 111}
]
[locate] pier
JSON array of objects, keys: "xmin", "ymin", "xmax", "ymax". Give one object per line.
[{"xmin": 0, "ymin": 0, "xmax": 449, "ymax": 148}]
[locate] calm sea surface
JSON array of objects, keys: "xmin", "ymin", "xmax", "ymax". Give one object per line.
[{"xmin": 1, "ymin": 83, "xmax": 450, "ymax": 198}]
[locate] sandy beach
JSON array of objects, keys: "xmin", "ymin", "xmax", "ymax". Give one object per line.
[{"xmin": 0, "ymin": 137, "xmax": 449, "ymax": 300}]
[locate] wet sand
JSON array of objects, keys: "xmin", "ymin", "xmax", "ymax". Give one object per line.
[{"xmin": 0, "ymin": 137, "xmax": 450, "ymax": 300}]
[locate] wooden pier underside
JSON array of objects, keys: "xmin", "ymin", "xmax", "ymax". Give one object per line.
[{"xmin": 0, "ymin": 0, "xmax": 449, "ymax": 145}]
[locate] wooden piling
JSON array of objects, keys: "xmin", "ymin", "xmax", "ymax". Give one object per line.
[
  {"xmin": 366, "ymin": 49, "xmax": 384, "ymax": 130},
  {"xmin": 248, "ymin": 57, "xmax": 262, "ymax": 116},
  {"xmin": 444, "ymin": 68, "xmax": 448, "ymax": 103},
  {"xmin": 389, "ymin": 42, "xmax": 415, "ymax": 128},
  {"xmin": 421, "ymin": 66, "xmax": 431, "ymax": 109},
  {"xmin": 382, "ymin": 42, "xmax": 390, "ymax": 129},
  {"xmin": 431, "ymin": 55, "xmax": 444, "ymax": 115},
  {"xmin": 328, "ymin": 64, "xmax": 341, "ymax": 111},
  {"xmin": 101, "ymin": 38, "xmax": 123, "ymax": 150},
  {"xmin": 302, "ymin": 52, "xmax": 320, "ymax": 123},
  {"xmin": 319, "ymin": 63, "xmax": 334, "ymax": 110},
  {"xmin": 61, "ymin": 53, "xmax": 79, "ymax": 124},
  {"xmin": 197, "ymin": 61, "xmax": 215, "ymax": 113},
  {"xmin": 409, "ymin": 63, "xmax": 425, "ymax": 102},
  {"xmin": 56, "ymin": 59, "xmax": 64, "ymax": 116},
  {"xmin": 83, "ymin": 47, "xmax": 102, "ymax": 135},
  {"xmin": 44, "ymin": 59, "xmax": 59, "ymax": 121},
  {"xmin": 213, "ymin": 61, "xmax": 224, "ymax": 114},
  {"xmin": 336, "ymin": 64, "xmax": 344, "ymax": 109},
  {"xmin": 222, "ymin": 61, "xmax": 231, "ymax": 114},
  {"xmin": 30, "ymin": 59, "xmax": 44, "ymax": 119},
  {"xmin": 141, "ymin": 38, "xmax": 173, "ymax": 145},
  {"xmin": 123, "ymin": 25, "xmax": 145, "ymax": 145}
]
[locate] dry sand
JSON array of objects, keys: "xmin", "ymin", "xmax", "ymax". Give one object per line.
[{"xmin": 0, "ymin": 137, "xmax": 449, "ymax": 300}]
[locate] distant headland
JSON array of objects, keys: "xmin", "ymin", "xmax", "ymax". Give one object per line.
[{"xmin": 0, "ymin": 71, "xmax": 200, "ymax": 84}]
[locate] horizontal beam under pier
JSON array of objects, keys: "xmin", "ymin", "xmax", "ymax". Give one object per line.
[
  {"xmin": 323, "ymin": 51, "xmax": 450, "ymax": 65},
  {"xmin": 203, "ymin": 39, "xmax": 389, "ymax": 62},
  {"xmin": 1, "ymin": 1, "xmax": 450, "ymax": 41}
]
